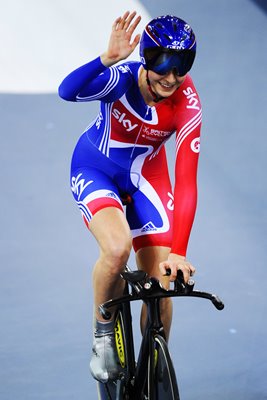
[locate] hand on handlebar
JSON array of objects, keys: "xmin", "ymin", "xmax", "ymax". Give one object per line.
[{"xmin": 159, "ymin": 253, "xmax": 196, "ymax": 283}]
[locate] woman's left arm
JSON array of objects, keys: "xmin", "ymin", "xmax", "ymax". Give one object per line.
[{"xmin": 159, "ymin": 77, "xmax": 202, "ymax": 282}]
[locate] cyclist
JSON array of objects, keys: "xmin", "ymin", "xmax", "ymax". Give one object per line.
[{"xmin": 58, "ymin": 11, "xmax": 201, "ymax": 383}]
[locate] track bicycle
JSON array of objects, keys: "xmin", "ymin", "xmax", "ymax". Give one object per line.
[{"xmin": 96, "ymin": 265, "xmax": 224, "ymax": 400}]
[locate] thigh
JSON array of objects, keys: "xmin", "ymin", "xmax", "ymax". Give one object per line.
[
  {"xmin": 71, "ymin": 167, "xmax": 124, "ymax": 228},
  {"xmin": 126, "ymin": 152, "xmax": 174, "ymax": 252},
  {"xmin": 89, "ymin": 206, "xmax": 132, "ymax": 254},
  {"xmin": 70, "ymin": 133, "xmax": 132, "ymax": 228}
]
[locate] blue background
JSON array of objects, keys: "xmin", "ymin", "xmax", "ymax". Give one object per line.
[{"xmin": 0, "ymin": 0, "xmax": 266, "ymax": 398}]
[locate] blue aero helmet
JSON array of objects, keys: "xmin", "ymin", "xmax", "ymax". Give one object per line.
[{"xmin": 140, "ymin": 15, "xmax": 196, "ymax": 76}]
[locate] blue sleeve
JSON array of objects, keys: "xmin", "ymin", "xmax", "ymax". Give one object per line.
[{"xmin": 58, "ymin": 56, "xmax": 133, "ymax": 103}]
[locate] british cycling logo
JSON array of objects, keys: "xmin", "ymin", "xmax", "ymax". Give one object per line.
[
  {"xmin": 71, "ymin": 173, "xmax": 93, "ymax": 200},
  {"xmin": 112, "ymin": 109, "xmax": 138, "ymax": 132},
  {"xmin": 142, "ymin": 126, "xmax": 171, "ymax": 140},
  {"xmin": 191, "ymin": 137, "xmax": 200, "ymax": 153}
]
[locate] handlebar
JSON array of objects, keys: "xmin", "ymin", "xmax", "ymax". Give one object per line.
[{"xmin": 99, "ymin": 268, "xmax": 224, "ymax": 319}]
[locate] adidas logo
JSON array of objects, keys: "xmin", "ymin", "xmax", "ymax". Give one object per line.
[
  {"xmin": 106, "ymin": 192, "xmax": 117, "ymax": 199},
  {"xmin": 141, "ymin": 222, "xmax": 157, "ymax": 232}
]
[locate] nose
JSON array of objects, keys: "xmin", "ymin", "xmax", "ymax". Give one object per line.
[
  {"xmin": 165, "ymin": 70, "xmax": 177, "ymax": 82},
  {"xmin": 165, "ymin": 69, "xmax": 186, "ymax": 85}
]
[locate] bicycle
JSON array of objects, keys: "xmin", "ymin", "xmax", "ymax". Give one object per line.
[{"xmin": 96, "ymin": 265, "xmax": 224, "ymax": 400}]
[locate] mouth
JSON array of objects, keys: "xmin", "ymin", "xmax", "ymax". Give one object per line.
[{"xmin": 159, "ymin": 82, "xmax": 176, "ymax": 89}]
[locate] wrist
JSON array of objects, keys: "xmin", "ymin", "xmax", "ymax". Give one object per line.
[
  {"xmin": 168, "ymin": 253, "xmax": 186, "ymax": 261},
  {"xmin": 100, "ymin": 52, "xmax": 120, "ymax": 67}
]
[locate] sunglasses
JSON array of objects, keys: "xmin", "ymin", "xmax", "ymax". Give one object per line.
[{"xmin": 144, "ymin": 48, "xmax": 196, "ymax": 76}]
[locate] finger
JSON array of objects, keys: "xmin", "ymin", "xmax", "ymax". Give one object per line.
[
  {"xmin": 184, "ymin": 269, "xmax": 191, "ymax": 283},
  {"xmin": 159, "ymin": 262, "xmax": 174, "ymax": 279},
  {"xmin": 112, "ymin": 16, "xmax": 122, "ymax": 31},
  {"xmin": 188, "ymin": 264, "xmax": 196, "ymax": 276},
  {"xmin": 118, "ymin": 11, "xmax": 130, "ymax": 29},
  {"xmin": 127, "ymin": 15, "xmax": 141, "ymax": 36},
  {"xmin": 159, "ymin": 261, "xmax": 168, "ymax": 275},
  {"xmin": 129, "ymin": 34, "xmax": 141, "ymax": 53},
  {"xmin": 123, "ymin": 11, "xmax": 137, "ymax": 30},
  {"xmin": 177, "ymin": 264, "xmax": 191, "ymax": 283},
  {"xmin": 166, "ymin": 264, "xmax": 177, "ymax": 282},
  {"xmin": 125, "ymin": 12, "xmax": 141, "ymax": 33},
  {"xmin": 171, "ymin": 266, "xmax": 178, "ymax": 281}
]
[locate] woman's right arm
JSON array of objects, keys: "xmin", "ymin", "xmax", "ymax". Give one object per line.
[
  {"xmin": 58, "ymin": 56, "xmax": 110, "ymax": 101},
  {"xmin": 58, "ymin": 11, "xmax": 141, "ymax": 102}
]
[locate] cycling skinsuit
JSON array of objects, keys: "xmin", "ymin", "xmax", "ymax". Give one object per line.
[{"xmin": 58, "ymin": 57, "xmax": 202, "ymax": 256}]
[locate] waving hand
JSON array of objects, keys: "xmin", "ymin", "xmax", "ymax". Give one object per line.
[{"xmin": 101, "ymin": 11, "xmax": 141, "ymax": 67}]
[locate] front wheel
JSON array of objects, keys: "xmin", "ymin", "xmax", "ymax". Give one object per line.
[
  {"xmin": 148, "ymin": 334, "xmax": 180, "ymax": 400},
  {"xmin": 97, "ymin": 381, "xmax": 116, "ymax": 400},
  {"xmin": 97, "ymin": 379, "xmax": 127, "ymax": 400}
]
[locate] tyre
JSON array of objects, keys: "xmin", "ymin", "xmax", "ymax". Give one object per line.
[
  {"xmin": 148, "ymin": 334, "xmax": 180, "ymax": 400},
  {"xmin": 97, "ymin": 381, "xmax": 116, "ymax": 399},
  {"xmin": 97, "ymin": 380, "xmax": 126, "ymax": 400}
]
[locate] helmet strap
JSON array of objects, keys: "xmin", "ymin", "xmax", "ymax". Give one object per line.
[{"xmin": 146, "ymin": 71, "xmax": 163, "ymax": 103}]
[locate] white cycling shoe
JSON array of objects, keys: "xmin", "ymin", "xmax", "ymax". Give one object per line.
[{"xmin": 90, "ymin": 331, "xmax": 121, "ymax": 383}]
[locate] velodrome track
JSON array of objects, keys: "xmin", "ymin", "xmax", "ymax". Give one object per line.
[{"xmin": 1, "ymin": 0, "xmax": 266, "ymax": 398}]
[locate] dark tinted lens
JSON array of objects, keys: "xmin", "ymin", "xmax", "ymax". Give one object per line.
[
  {"xmin": 144, "ymin": 48, "xmax": 163, "ymax": 63},
  {"xmin": 145, "ymin": 49, "xmax": 195, "ymax": 76}
]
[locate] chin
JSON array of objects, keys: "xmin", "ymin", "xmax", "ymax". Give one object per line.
[{"xmin": 158, "ymin": 88, "xmax": 176, "ymax": 98}]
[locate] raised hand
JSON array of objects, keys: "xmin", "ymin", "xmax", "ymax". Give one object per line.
[{"xmin": 101, "ymin": 11, "xmax": 141, "ymax": 67}]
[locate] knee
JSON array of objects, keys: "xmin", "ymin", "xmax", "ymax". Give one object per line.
[{"xmin": 101, "ymin": 237, "xmax": 132, "ymax": 274}]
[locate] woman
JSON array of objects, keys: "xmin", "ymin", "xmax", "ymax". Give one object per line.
[{"xmin": 58, "ymin": 11, "xmax": 201, "ymax": 383}]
